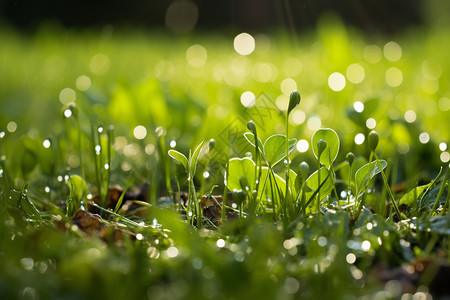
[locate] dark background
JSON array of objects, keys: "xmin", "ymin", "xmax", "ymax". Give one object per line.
[{"xmin": 0, "ymin": 0, "xmax": 425, "ymax": 34}]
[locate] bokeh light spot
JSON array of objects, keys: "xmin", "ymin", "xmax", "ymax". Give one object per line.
[
  {"xmin": 7, "ymin": 121, "xmax": 17, "ymax": 133},
  {"xmin": 346, "ymin": 63, "xmax": 365, "ymax": 84},
  {"xmin": 59, "ymin": 88, "xmax": 76, "ymax": 105},
  {"xmin": 252, "ymin": 62, "xmax": 277, "ymax": 82},
  {"xmin": 353, "ymin": 101, "xmax": 364, "ymax": 113},
  {"xmin": 383, "ymin": 41, "xmax": 402, "ymax": 62},
  {"xmin": 165, "ymin": 0, "xmax": 198, "ymax": 34},
  {"xmin": 404, "ymin": 110, "xmax": 416, "ymax": 123},
  {"xmin": 64, "ymin": 109, "xmax": 72, "ymax": 118},
  {"xmin": 186, "ymin": 44, "xmax": 207, "ymax": 68},
  {"xmin": 440, "ymin": 152, "xmax": 450, "ymax": 163},
  {"xmin": 234, "ymin": 33, "xmax": 255, "ymax": 56},
  {"xmin": 296, "ymin": 139, "xmax": 309, "ymax": 153},
  {"xmin": 346, "ymin": 253, "xmax": 356, "ymax": 264},
  {"xmin": 166, "ymin": 246, "xmax": 179, "ymax": 258},
  {"xmin": 366, "ymin": 118, "xmax": 376, "ymax": 129},
  {"xmin": 240, "ymin": 91, "xmax": 256, "ymax": 108},
  {"xmin": 361, "ymin": 240, "xmax": 371, "ymax": 252},
  {"xmin": 283, "ymin": 58, "xmax": 302, "ymax": 77},
  {"xmin": 307, "ymin": 115, "xmax": 321, "ymax": 131},
  {"xmin": 355, "ymin": 133, "xmax": 365, "ymax": 145},
  {"xmin": 385, "ymin": 67, "xmax": 403, "ymax": 87},
  {"xmin": 291, "ymin": 110, "xmax": 306, "ymax": 125},
  {"xmin": 133, "ymin": 126, "xmax": 147, "ymax": 140},
  {"xmin": 276, "ymin": 95, "xmax": 289, "ymax": 111},
  {"xmin": 76, "ymin": 75, "xmax": 91, "ymax": 91},
  {"xmin": 419, "ymin": 132, "xmax": 430, "ymax": 144},
  {"xmin": 328, "ymin": 72, "xmax": 346, "ymax": 91},
  {"xmin": 216, "ymin": 239, "xmax": 225, "ymax": 248},
  {"xmin": 280, "ymin": 78, "xmax": 297, "ymax": 95},
  {"xmin": 43, "ymin": 139, "xmax": 51, "ymax": 148},
  {"xmin": 439, "ymin": 142, "xmax": 447, "ymax": 151}
]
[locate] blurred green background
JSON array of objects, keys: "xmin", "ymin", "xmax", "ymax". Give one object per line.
[{"xmin": 0, "ymin": 0, "xmax": 449, "ymax": 190}]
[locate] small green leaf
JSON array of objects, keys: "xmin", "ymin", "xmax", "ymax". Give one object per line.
[
  {"xmin": 7, "ymin": 187, "xmax": 42, "ymax": 221},
  {"xmin": 263, "ymin": 134, "xmax": 296, "ymax": 167},
  {"xmin": 305, "ymin": 167, "xmax": 333, "ymax": 201},
  {"xmin": 168, "ymin": 150, "xmax": 188, "ymax": 171},
  {"xmin": 399, "ymin": 184, "xmax": 431, "ymax": 207},
  {"xmin": 244, "ymin": 132, "xmax": 264, "ymax": 152},
  {"xmin": 226, "ymin": 157, "xmax": 256, "ymax": 192},
  {"xmin": 355, "ymin": 160, "xmax": 387, "ymax": 196},
  {"xmin": 311, "ymin": 128, "xmax": 340, "ymax": 168},
  {"xmin": 258, "ymin": 167, "xmax": 285, "ymax": 200},
  {"xmin": 190, "ymin": 141, "xmax": 204, "ymax": 176},
  {"xmin": 67, "ymin": 175, "xmax": 88, "ymax": 214}
]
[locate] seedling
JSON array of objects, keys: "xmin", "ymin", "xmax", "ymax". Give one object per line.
[{"xmin": 169, "ymin": 141, "xmax": 204, "ymax": 226}]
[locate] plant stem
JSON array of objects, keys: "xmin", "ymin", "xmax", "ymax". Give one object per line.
[
  {"xmin": 373, "ymin": 152, "xmax": 403, "ymax": 220},
  {"xmin": 75, "ymin": 113, "xmax": 84, "ymax": 179},
  {"xmin": 317, "ymin": 156, "xmax": 321, "ymax": 213},
  {"xmin": 431, "ymin": 164, "xmax": 449, "ymax": 214},
  {"xmin": 222, "ymin": 161, "xmax": 229, "ymax": 223},
  {"xmin": 347, "ymin": 164, "xmax": 352, "ymax": 204},
  {"xmin": 285, "ymin": 117, "xmax": 290, "ymax": 221},
  {"xmin": 90, "ymin": 124, "xmax": 102, "ymax": 210}
]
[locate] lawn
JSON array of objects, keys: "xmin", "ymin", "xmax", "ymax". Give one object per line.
[{"xmin": 0, "ymin": 17, "xmax": 449, "ymax": 299}]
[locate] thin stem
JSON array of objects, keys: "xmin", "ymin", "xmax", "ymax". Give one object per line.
[
  {"xmin": 373, "ymin": 152, "xmax": 403, "ymax": 220},
  {"xmin": 317, "ymin": 157, "xmax": 321, "ymax": 213},
  {"xmin": 431, "ymin": 164, "xmax": 449, "ymax": 215},
  {"xmin": 285, "ymin": 117, "xmax": 290, "ymax": 220},
  {"xmin": 222, "ymin": 161, "xmax": 229, "ymax": 223},
  {"xmin": 347, "ymin": 164, "xmax": 352, "ymax": 204},
  {"xmin": 75, "ymin": 114, "xmax": 84, "ymax": 179}
]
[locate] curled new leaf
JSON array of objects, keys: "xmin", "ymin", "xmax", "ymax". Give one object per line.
[
  {"xmin": 368, "ymin": 130, "xmax": 379, "ymax": 151},
  {"xmin": 168, "ymin": 150, "xmax": 188, "ymax": 171},
  {"xmin": 288, "ymin": 90, "xmax": 301, "ymax": 115},
  {"xmin": 346, "ymin": 152, "xmax": 355, "ymax": 166},
  {"xmin": 190, "ymin": 141, "xmax": 204, "ymax": 176},
  {"xmin": 226, "ymin": 157, "xmax": 256, "ymax": 192}
]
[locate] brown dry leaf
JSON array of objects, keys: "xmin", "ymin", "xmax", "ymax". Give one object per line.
[
  {"xmin": 88, "ymin": 183, "xmax": 150, "ymax": 214},
  {"xmin": 201, "ymin": 195, "xmax": 223, "ymax": 225},
  {"xmin": 70, "ymin": 209, "xmax": 104, "ymax": 236}
]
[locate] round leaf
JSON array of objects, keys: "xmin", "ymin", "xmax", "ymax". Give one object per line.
[
  {"xmin": 244, "ymin": 132, "xmax": 264, "ymax": 154},
  {"xmin": 226, "ymin": 157, "xmax": 256, "ymax": 192},
  {"xmin": 263, "ymin": 134, "xmax": 297, "ymax": 167},
  {"xmin": 305, "ymin": 167, "xmax": 334, "ymax": 201},
  {"xmin": 311, "ymin": 128, "xmax": 340, "ymax": 168}
]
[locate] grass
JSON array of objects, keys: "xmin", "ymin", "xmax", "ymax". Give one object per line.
[{"xmin": 1, "ymin": 18, "xmax": 450, "ymax": 299}]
